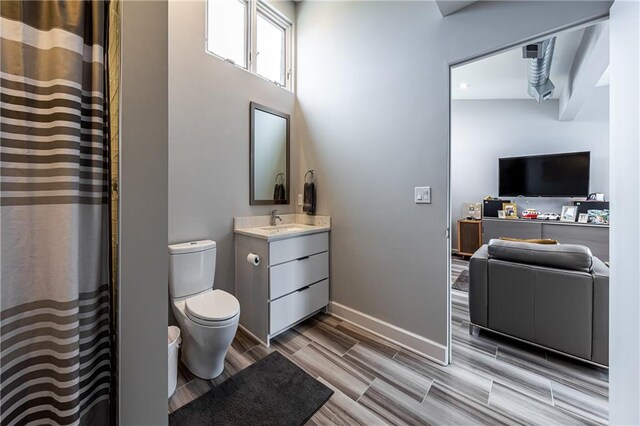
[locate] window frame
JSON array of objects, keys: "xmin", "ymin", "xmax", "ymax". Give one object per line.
[
  {"xmin": 205, "ymin": 0, "xmax": 250, "ymax": 69},
  {"xmin": 205, "ymin": 0, "xmax": 293, "ymax": 90}
]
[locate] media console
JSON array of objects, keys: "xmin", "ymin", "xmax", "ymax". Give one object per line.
[{"xmin": 482, "ymin": 218, "xmax": 609, "ymax": 262}]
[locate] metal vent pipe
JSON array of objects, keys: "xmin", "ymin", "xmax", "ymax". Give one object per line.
[{"xmin": 523, "ymin": 37, "xmax": 556, "ymax": 102}]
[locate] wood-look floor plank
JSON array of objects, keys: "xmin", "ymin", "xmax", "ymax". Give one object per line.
[
  {"xmin": 230, "ymin": 326, "xmax": 260, "ymax": 354},
  {"xmin": 345, "ymin": 343, "xmax": 433, "ymax": 402},
  {"xmin": 422, "ymin": 381, "xmax": 517, "ymax": 425},
  {"xmin": 175, "ymin": 361, "xmax": 195, "ymax": 389},
  {"xmin": 271, "ymin": 327, "xmax": 312, "ymax": 355},
  {"xmin": 497, "ymin": 344, "xmax": 608, "ymax": 401},
  {"xmin": 168, "ymin": 376, "xmax": 213, "ymax": 413},
  {"xmin": 293, "ymin": 342, "xmax": 375, "ymax": 401},
  {"xmin": 489, "ymin": 381, "xmax": 600, "ymax": 426},
  {"xmin": 295, "ymin": 312, "xmax": 342, "ymax": 334},
  {"xmin": 334, "ymin": 321, "xmax": 400, "ymax": 358},
  {"xmin": 451, "ymin": 321, "xmax": 499, "ymax": 358},
  {"xmin": 551, "ymin": 381, "xmax": 608, "ymax": 425},
  {"xmin": 545, "ymin": 352, "xmax": 609, "ymax": 399},
  {"xmin": 306, "ymin": 377, "xmax": 388, "ymax": 426},
  {"xmin": 453, "ymin": 342, "xmax": 554, "ymax": 404},
  {"xmin": 358, "ymin": 378, "xmax": 436, "ymax": 426},
  {"xmin": 394, "ymin": 349, "xmax": 492, "ymax": 404},
  {"xmin": 300, "ymin": 319, "xmax": 358, "ymax": 356}
]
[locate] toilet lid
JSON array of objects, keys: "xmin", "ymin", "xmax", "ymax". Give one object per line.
[{"xmin": 185, "ymin": 290, "xmax": 240, "ymax": 322}]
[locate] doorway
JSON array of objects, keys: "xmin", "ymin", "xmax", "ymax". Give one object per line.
[{"xmin": 447, "ymin": 19, "xmax": 610, "ymax": 423}]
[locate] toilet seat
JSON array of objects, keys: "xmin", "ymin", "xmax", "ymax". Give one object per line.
[{"xmin": 185, "ymin": 289, "xmax": 240, "ymax": 326}]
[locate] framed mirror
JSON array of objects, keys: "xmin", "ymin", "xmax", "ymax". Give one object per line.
[{"xmin": 250, "ymin": 102, "xmax": 290, "ymax": 205}]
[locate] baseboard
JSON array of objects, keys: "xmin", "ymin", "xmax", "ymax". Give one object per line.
[{"xmin": 328, "ymin": 301, "xmax": 448, "ymax": 365}]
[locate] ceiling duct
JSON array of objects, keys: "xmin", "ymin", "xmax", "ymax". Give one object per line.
[{"xmin": 522, "ymin": 37, "xmax": 556, "ymax": 102}]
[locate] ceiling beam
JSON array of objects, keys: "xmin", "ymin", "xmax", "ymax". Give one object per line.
[
  {"xmin": 435, "ymin": 1, "xmax": 477, "ymax": 17},
  {"xmin": 559, "ymin": 22, "xmax": 609, "ymax": 121}
]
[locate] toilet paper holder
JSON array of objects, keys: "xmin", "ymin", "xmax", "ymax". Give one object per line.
[{"xmin": 246, "ymin": 253, "xmax": 260, "ymax": 266}]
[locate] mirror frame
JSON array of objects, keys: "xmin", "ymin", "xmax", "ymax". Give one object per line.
[{"xmin": 249, "ymin": 102, "xmax": 291, "ymax": 205}]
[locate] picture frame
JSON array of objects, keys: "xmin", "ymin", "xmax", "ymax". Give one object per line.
[
  {"xmin": 560, "ymin": 205, "xmax": 578, "ymax": 222},
  {"xmin": 463, "ymin": 202, "xmax": 482, "ymax": 220},
  {"xmin": 502, "ymin": 202, "xmax": 517, "ymax": 219},
  {"xmin": 588, "ymin": 209, "xmax": 610, "ymax": 225},
  {"xmin": 497, "ymin": 210, "xmax": 506, "ymax": 219},
  {"xmin": 578, "ymin": 213, "xmax": 589, "ymax": 223}
]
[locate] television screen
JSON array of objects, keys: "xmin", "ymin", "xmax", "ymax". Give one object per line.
[{"xmin": 499, "ymin": 152, "xmax": 590, "ymax": 197}]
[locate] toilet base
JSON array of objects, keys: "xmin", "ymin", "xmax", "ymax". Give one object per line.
[
  {"xmin": 178, "ymin": 317, "xmax": 239, "ymax": 380},
  {"xmin": 181, "ymin": 350, "xmax": 226, "ymax": 379}
]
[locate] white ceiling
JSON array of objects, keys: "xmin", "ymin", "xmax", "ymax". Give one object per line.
[{"xmin": 451, "ymin": 27, "xmax": 590, "ymax": 100}]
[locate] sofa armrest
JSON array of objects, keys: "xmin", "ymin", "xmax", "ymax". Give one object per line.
[
  {"xmin": 468, "ymin": 245, "xmax": 489, "ymax": 327},
  {"xmin": 591, "ymin": 257, "xmax": 609, "ymax": 365}
]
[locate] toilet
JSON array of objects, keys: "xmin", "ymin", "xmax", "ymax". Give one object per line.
[{"xmin": 168, "ymin": 240, "xmax": 240, "ymax": 379}]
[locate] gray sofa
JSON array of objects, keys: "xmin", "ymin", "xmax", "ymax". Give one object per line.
[{"xmin": 469, "ymin": 239, "xmax": 609, "ymax": 366}]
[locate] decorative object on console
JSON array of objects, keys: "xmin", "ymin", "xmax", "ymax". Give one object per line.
[
  {"xmin": 538, "ymin": 212, "xmax": 561, "ymax": 220},
  {"xmin": 578, "ymin": 213, "xmax": 589, "ymax": 224},
  {"xmin": 303, "ymin": 170, "xmax": 316, "ymax": 215},
  {"xmin": 483, "ymin": 198, "xmax": 510, "ymax": 218},
  {"xmin": 521, "ymin": 209, "xmax": 539, "ymax": 219},
  {"xmin": 588, "ymin": 209, "xmax": 609, "ymax": 224},
  {"xmin": 497, "ymin": 210, "xmax": 506, "ymax": 219},
  {"xmin": 502, "ymin": 202, "xmax": 517, "ymax": 219},
  {"xmin": 573, "ymin": 200, "xmax": 610, "ymax": 216},
  {"xmin": 561, "ymin": 205, "xmax": 578, "ymax": 222},
  {"xmin": 588, "ymin": 192, "xmax": 605, "ymax": 201},
  {"xmin": 463, "ymin": 202, "xmax": 482, "ymax": 220}
]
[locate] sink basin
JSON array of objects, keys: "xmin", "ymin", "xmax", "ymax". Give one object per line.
[
  {"xmin": 259, "ymin": 224, "xmax": 312, "ymax": 233},
  {"xmin": 234, "ymin": 215, "xmax": 330, "ymax": 241}
]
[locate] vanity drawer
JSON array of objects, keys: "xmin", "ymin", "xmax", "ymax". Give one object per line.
[
  {"xmin": 269, "ymin": 279, "xmax": 329, "ymax": 334},
  {"xmin": 270, "ymin": 252, "xmax": 329, "ymax": 300},
  {"xmin": 269, "ymin": 232, "xmax": 329, "ymax": 265}
]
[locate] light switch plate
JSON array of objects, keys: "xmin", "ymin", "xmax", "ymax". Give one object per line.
[
  {"xmin": 415, "ymin": 186, "xmax": 431, "ymax": 204},
  {"xmin": 297, "ymin": 194, "xmax": 303, "ymax": 206}
]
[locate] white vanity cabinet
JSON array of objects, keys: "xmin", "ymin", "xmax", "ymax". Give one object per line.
[{"xmin": 235, "ymin": 231, "xmax": 329, "ymax": 346}]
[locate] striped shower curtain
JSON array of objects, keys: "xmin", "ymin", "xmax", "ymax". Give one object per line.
[{"xmin": 1, "ymin": 1, "xmax": 112, "ymax": 425}]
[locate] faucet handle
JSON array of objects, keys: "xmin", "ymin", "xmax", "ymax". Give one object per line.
[{"xmin": 271, "ymin": 209, "xmax": 278, "ymax": 215}]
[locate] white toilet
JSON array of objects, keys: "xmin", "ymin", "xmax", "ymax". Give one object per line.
[{"xmin": 168, "ymin": 240, "xmax": 240, "ymax": 379}]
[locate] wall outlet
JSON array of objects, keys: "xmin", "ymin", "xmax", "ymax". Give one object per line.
[
  {"xmin": 297, "ymin": 194, "xmax": 303, "ymax": 206},
  {"xmin": 415, "ymin": 186, "xmax": 431, "ymax": 204}
]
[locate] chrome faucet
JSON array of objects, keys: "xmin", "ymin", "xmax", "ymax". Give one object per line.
[{"xmin": 270, "ymin": 210, "xmax": 282, "ymax": 226}]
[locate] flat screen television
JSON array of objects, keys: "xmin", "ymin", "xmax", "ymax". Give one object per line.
[{"xmin": 498, "ymin": 152, "xmax": 590, "ymax": 197}]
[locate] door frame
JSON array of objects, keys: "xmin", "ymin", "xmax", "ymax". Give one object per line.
[{"xmin": 445, "ymin": 16, "xmax": 610, "ymax": 364}]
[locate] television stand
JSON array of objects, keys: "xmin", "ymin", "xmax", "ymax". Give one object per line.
[{"xmin": 481, "ymin": 217, "xmax": 609, "ymax": 262}]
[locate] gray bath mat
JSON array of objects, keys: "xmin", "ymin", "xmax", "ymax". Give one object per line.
[
  {"xmin": 169, "ymin": 351, "xmax": 333, "ymax": 426},
  {"xmin": 453, "ymin": 269, "xmax": 469, "ymax": 292}
]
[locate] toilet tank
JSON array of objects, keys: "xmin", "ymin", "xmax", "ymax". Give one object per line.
[{"xmin": 168, "ymin": 240, "xmax": 216, "ymax": 298}]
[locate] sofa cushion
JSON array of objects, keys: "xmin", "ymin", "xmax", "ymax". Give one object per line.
[{"xmin": 487, "ymin": 239, "xmax": 593, "ymax": 272}]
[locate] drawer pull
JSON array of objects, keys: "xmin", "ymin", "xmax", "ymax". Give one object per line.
[
  {"xmin": 297, "ymin": 286, "xmax": 311, "ymax": 293},
  {"xmin": 297, "ymin": 256, "xmax": 310, "ymax": 261}
]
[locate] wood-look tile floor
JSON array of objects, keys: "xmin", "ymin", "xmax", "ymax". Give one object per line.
[{"xmin": 169, "ymin": 262, "xmax": 608, "ymax": 425}]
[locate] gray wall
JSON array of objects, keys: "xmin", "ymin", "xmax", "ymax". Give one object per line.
[
  {"xmin": 119, "ymin": 1, "xmax": 168, "ymax": 424},
  {"xmin": 451, "ymin": 89, "xmax": 609, "ymax": 249},
  {"xmin": 295, "ymin": 0, "xmax": 611, "ymax": 351},
  {"xmin": 168, "ymin": 0, "xmax": 297, "ymax": 295},
  {"xmin": 609, "ymin": 0, "xmax": 640, "ymax": 423}
]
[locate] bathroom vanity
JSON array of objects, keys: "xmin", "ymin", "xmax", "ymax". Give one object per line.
[{"xmin": 234, "ymin": 215, "xmax": 330, "ymax": 346}]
